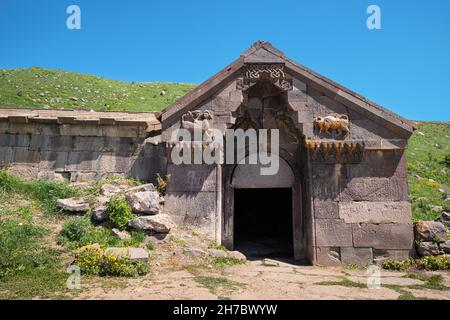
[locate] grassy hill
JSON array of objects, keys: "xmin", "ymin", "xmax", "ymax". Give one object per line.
[
  {"xmin": 0, "ymin": 67, "xmax": 448, "ymax": 221},
  {"xmin": 407, "ymin": 122, "xmax": 450, "ymax": 221},
  {"xmin": 0, "ymin": 67, "xmax": 196, "ymax": 112}
]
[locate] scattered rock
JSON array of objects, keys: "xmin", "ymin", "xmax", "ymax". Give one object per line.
[
  {"xmin": 262, "ymin": 258, "xmax": 279, "ymax": 267},
  {"xmin": 438, "ymin": 188, "xmax": 446, "ymax": 194},
  {"xmin": 207, "ymin": 249, "xmax": 228, "ymax": 258},
  {"xmin": 414, "ymin": 175, "xmax": 421, "ymax": 179},
  {"xmin": 100, "ymin": 184, "xmax": 124, "ymax": 197},
  {"xmin": 435, "ymin": 212, "xmax": 450, "ymax": 228},
  {"xmin": 227, "ymin": 251, "xmax": 246, "ymax": 261},
  {"xmin": 92, "ymin": 209, "xmax": 109, "ymax": 222},
  {"xmin": 160, "ymin": 90, "xmax": 166, "ymax": 96},
  {"xmin": 126, "ymin": 190, "xmax": 161, "ymax": 215},
  {"xmin": 126, "ymin": 183, "xmax": 156, "ymax": 193},
  {"xmin": 416, "ymin": 242, "xmax": 443, "ymax": 257},
  {"xmin": 417, "ymin": 131, "xmax": 425, "ymax": 136},
  {"xmin": 104, "ymin": 247, "xmax": 149, "ymax": 262},
  {"xmin": 431, "ymin": 205, "xmax": 444, "ymax": 213},
  {"xmin": 57, "ymin": 198, "xmax": 90, "ymax": 212},
  {"xmin": 439, "ymin": 241, "xmax": 450, "ymax": 254},
  {"xmin": 184, "ymin": 248, "xmax": 206, "ymax": 258},
  {"xmin": 129, "ymin": 214, "xmax": 174, "ymax": 233},
  {"xmin": 111, "ymin": 228, "xmax": 131, "ymax": 240},
  {"xmin": 414, "ymin": 221, "xmax": 447, "ymax": 242}
]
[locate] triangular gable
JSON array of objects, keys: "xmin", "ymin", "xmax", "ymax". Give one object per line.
[{"xmin": 160, "ymin": 41, "xmax": 415, "ymax": 137}]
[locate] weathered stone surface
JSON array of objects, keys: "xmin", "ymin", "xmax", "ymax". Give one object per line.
[
  {"xmin": 315, "ymin": 219, "xmax": 353, "ymax": 247},
  {"xmin": 414, "ymin": 221, "xmax": 447, "ymax": 242},
  {"xmin": 339, "ymin": 201, "xmax": 411, "ymax": 224},
  {"xmin": 129, "ymin": 214, "xmax": 174, "ymax": 233},
  {"xmin": 315, "ymin": 247, "xmax": 341, "ymax": 266},
  {"xmin": 183, "ymin": 248, "xmax": 206, "ymax": 258},
  {"xmin": 435, "ymin": 212, "xmax": 450, "ymax": 228},
  {"xmin": 340, "ymin": 247, "xmax": 373, "ymax": 265},
  {"xmin": 166, "ymin": 164, "xmax": 217, "ymax": 192},
  {"xmin": 416, "ymin": 242, "xmax": 442, "ymax": 257},
  {"xmin": 373, "ymin": 249, "xmax": 414, "ymax": 264},
  {"xmin": 227, "ymin": 251, "xmax": 246, "ymax": 261},
  {"xmin": 314, "ymin": 200, "xmax": 339, "ymax": 219},
  {"xmin": 207, "ymin": 249, "xmax": 228, "ymax": 258},
  {"xmin": 111, "ymin": 228, "xmax": 131, "ymax": 240},
  {"xmin": 439, "ymin": 240, "xmax": 450, "ymax": 254},
  {"xmin": 125, "ymin": 183, "xmax": 156, "ymax": 193},
  {"xmin": 104, "ymin": 247, "xmax": 149, "ymax": 262},
  {"xmin": 340, "ymin": 177, "xmax": 409, "ymax": 202},
  {"xmin": 352, "ymin": 223, "xmax": 414, "ymax": 249},
  {"xmin": 126, "ymin": 190, "xmax": 160, "ymax": 215},
  {"xmin": 57, "ymin": 198, "xmax": 90, "ymax": 212}
]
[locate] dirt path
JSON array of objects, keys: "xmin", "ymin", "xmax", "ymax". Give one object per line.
[{"xmin": 74, "ymin": 259, "xmax": 450, "ymax": 300}]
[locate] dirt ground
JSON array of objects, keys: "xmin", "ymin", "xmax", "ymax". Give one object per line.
[
  {"xmin": 73, "ymin": 259, "xmax": 450, "ymax": 300},
  {"xmin": 72, "ymin": 227, "xmax": 450, "ymax": 300}
]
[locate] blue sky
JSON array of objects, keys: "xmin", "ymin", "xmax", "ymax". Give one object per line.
[{"xmin": 1, "ymin": 0, "xmax": 449, "ymax": 121}]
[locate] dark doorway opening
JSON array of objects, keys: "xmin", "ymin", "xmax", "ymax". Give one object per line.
[{"xmin": 234, "ymin": 188, "xmax": 293, "ymax": 259}]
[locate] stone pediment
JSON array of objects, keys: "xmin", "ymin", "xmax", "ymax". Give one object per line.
[{"xmin": 160, "ymin": 41, "xmax": 415, "ymax": 139}]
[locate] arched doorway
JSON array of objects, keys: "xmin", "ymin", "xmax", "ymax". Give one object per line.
[{"xmin": 222, "ymin": 154, "xmax": 303, "ymax": 259}]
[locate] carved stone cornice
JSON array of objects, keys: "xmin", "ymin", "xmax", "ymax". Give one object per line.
[{"xmin": 237, "ymin": 63, "xmax": 292, "ymax": 92}]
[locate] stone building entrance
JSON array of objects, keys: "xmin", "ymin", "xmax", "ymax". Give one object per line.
[{"xmin": 234, "ymin": 188, "xmax": 293, "ymax": 258}]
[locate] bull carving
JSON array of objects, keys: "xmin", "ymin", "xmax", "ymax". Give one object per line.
[{"xmin": 313, "ymin": 114, "xmax": 351, "ymax": 136}]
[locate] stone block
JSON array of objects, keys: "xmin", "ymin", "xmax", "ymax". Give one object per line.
[
  {"xmin": 372, "ymin": 249, "xmax": 414, "ymax": 263},
  {"xmin": 315, "ymin": 247, "xmax": 341, "ymax": 266},
  {"xmin": 65, "ymin": 151, "xmax": 101, "ymax": 171},
  {"xmin": 340, "ymin": 247, "xmax": 373, "ymax": 265},
  {"xmin": 12, "ymin": 147, "xmax": 40, "ymax": 163},
  {"xmin": 340, "ymin": 177, "xmax": 409, "ymax": 201},
  {"xmin": 352, "ymin": 223, "xmax": 414, "ymax": 249},
  {"xmin": 314, "ymin": 200, "xmax": 339, "ymax": 219},
  {"xmin": 315, "ymin": 219, "xmax": 353, "ymax": 247},
  {"xmin": 39, "ymin": 151, "xmax": 68, "ymax": 170},
  {"xmin": 339, "ymin": 201, "xmax": 412, "ymax": 224},
  {"xmin": 166, "ymin": 164, "xmax": 217, "ymax": 192},
  {"xmin": 0, "ymin": 146, "xmax": 13, "ymax": 164}
]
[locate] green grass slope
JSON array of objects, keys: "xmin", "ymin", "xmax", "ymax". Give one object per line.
[
  {"xmin": 407, "ymin": 122, "xmax": 450, "ymax": 221},
  {"xmin": 0, "ymin": 67, "xmax": 196, "ymax": 112}
]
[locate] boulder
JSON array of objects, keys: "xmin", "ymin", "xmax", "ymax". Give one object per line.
[
  {"xmin": 184, "ymin": 248, "xmax": 206, "ymax": 258},
  {"xmin": 100, "ymin": 184, "xmax": 124, "ymax": 197},
  {"xmin": 92, "ymin": 209, "xmax": 109, "ymax": 222},
  {"xmin": 416, "ymin": 242, "xmax": 443, "ymax": 257},
  {"xmin": 207, "ymin": 249, "xmax": 228, "ymax": 258},
  {"xmin": 125, "ymin": 183, "xmax": 156, "ymax": 193},
  {"xmin": 435, "ymin": 212, "xmax": 450, "ymax": 228},
  {"xmin": 126, "ymin": 190, "xmax": 161, "ymax": 215},
  {"xmin": 431, "ymin": 205, "xmax": 444, "ymax": 213},
  {"xmin": 414, "ymin": 221, "xmax": 447, "ymax": 242},
  {"xmin": 129, "ymin": 214, "xmax": 174, "ymax": 233},
  {"xmin": 112, "ymin": 228, "xmax": 131, "ymax": 240},
  {"xmin": 57, "ymin": 198, "xmax": 90, "ymax": 212},
  {"xmin": 227, "ymin": 251, "xmax": 246, "ymax": 261},
  {"xmin": 439, "ymin": 240, "xmax": 450, "ymax": 254},
  {"xmin": 104, "ymin": 247, "xmax": 149, "ymax": 262}
]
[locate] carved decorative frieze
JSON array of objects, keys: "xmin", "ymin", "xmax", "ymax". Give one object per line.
[
  {"xmin": 237, "ymin": 63, "xmax": 293, "ymax": 92},
  {"xmin": 305, "ymin": 139, "xmax": 365, "ymax": 162}
]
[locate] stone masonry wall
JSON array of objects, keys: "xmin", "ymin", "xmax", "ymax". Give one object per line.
[{"xmin": 0, "ymin": 109, "xmax": 166, "ymax": 183}]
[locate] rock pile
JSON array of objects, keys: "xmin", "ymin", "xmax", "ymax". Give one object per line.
[{"xmin": 414, "ymin": 220, "xmax": 450, "ymax": 257}]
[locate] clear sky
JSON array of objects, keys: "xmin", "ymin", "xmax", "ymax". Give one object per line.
[{"xmin": 1, "ymin": 0, "xmax": 449, "ymax": 121}]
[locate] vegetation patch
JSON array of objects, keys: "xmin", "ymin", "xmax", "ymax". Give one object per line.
[
  {"xmin": 193, "ymin": 276, "xmax": 245, "ymax": 295},
  {"xmin": 382, "ymin": 255, "xmax": 450, "ymax": 271},
  {"xmin": 74, "ymin": 245, "xmax": 148, "ymax": 277},
  {"xmin": 107, "ymin": 195, "xmax": 136, "ymax": 231},
  {"xmin": 211, "ymin": 257, "xmax": 245, "ymax": 268},
  {"xmin": 316, "ymin": 276, "xmax": 367, "ymax": 289}
]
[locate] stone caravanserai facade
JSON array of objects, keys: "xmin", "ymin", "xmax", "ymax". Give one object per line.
[{"xmin": 0, "ymin": 42, "xmax": 416, "ymax": 265}]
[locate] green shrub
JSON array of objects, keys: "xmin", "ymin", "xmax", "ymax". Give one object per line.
[
  {"xmin": 107, "ymin": 195, "xmax": 135, "ymax": 230},
  {"xmin": 382, "ymin": 255, "xmax": 450, "ymax": 271},
  {"xmin": 74, "ymin": 245, "xmax": 148, "ymax": 277},
  {"xmin": 60, "ymin": 217, "xmax": 91, "ymax": 243},
  {"xmin": 381, "ymin": 259, "xmax": 414, "ymax": 271},
  {"xmin": 444, "ymin": 153, "xmax": 450, "ymax": 167},
  {"xmin": 146, "ymin": 242, "xmax": 155, "ymax": 251},
  {"xmin": 156, "ymin": 173, "xmax": 171, "ymax": 195},
  {"xmin": 415, "ymin": 255, "xmax": 450, "ymax": 270}
]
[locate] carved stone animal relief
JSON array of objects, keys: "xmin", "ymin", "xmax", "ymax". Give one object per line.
[
  {"xmin": 313, "ymin": 114, "xmax": 351, "ymax": 137},
  {"xmin": 180, "ymin": 110, "xmax": 214, "ymax": 142}
]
